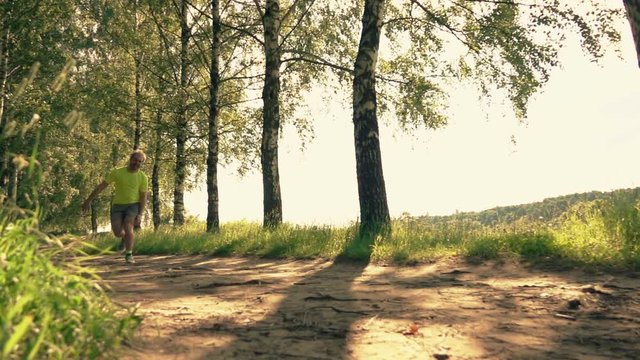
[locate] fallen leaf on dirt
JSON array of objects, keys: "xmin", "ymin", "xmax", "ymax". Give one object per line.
[
  {"xmin": 402, "ymin": 323, "xmax": 420, "ymax": 336},
  {"xmin": 433, "ymin": 354, "xmax": 450, "ymax": 360}
]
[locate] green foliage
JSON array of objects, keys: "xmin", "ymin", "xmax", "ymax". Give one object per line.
[
  {"xmin": 0, "ymin": 0, "xmax": 131, "ymax": 231},
  {"xmin": 0, "ymin": 33, "xmax": 138, "ymax": 358},
  {"xmin": 0, "ymin": 215, "xmax": 139, "ymax": 359},
  {"xmin": 374, "ymin": 1, "xmax": 624, "ymax": 128},
  {"xmin": 2, "ymin": 0, "xmax": 269, "ymax": 231}
]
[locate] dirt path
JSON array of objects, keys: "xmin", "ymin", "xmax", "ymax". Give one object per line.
[{"xmin": 89, "ymin": 255, "xmax": 640, "ymax": 359}]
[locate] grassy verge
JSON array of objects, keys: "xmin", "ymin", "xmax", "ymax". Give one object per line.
[
  {"xmin": 89, "ymin": 195, "xmax": 640, "ymax": 272},
  {"xmin": 93, "ymin": 221, "xmax": 355, "ymax": 259},
  {"xmin": 1, "ymin": 217, "xmax": 140, "ymax": 359}
]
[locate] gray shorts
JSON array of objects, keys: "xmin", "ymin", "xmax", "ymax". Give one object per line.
[{"xmin": 110, "ymin": 203, "xmax": 140, "ymax": 223}]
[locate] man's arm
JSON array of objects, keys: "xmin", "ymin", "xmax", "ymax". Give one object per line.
[
  {"xmin": 136, "ymin": 191, "xmax": 148, "ymax": 225},
  {"xmin": 81, "ymin": 181, "xmax": 109, "ymax": 214}
]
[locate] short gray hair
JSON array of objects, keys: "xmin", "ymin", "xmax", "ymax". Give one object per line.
[{"xmin": 130, "ymin": 149, "xmax": 146, "ymax": 162}]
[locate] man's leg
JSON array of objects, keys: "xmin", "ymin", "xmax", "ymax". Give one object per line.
[
  {"xmin": 110, "ymin": 208, "xmax": 126, "ymax": 251},
  {"xmin": 123, "ymin": 215, "xmax": 136, "ymax": 251},
  {"xmin": 123, "ymin": 215, "xmax": 136, "ymax": 263}
]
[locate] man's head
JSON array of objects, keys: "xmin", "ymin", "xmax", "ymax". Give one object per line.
[{"xmin": 128, "ymin": 150, "xmax": 146, "ymax": 171}]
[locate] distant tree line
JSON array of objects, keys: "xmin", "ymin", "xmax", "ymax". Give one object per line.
[{"xmin": 415, "ymin": 187, "xmax": 640, "ymax": 226}]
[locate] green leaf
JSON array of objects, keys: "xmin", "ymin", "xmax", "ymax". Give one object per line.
[
  {"xmin": 26, "ymin": 313, "xmax": 50, "ymax": 360},
  {"xmin": 6, "ymin": 294, "xmax": 33, "ymax": 325},
  {"xmin": 3, "ymin": 315, "xmax": 33, "ymax": 357}
]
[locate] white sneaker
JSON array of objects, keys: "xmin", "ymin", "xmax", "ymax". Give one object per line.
[{"xmin": 124, "ymin": 253, "xmax": 135, "ymax": 264}]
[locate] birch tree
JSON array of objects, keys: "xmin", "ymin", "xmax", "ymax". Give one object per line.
[
  {"xmin": 352, "ymin": 0, "xmax": 390, "ymax": 235},
  {"xmin": 206, "ymin": 0, "xmax": 221, "ymax": 232},
  {"xmin": 345, "ymin": 0, "xmax": 623, "ymax": 234},
  {"xmin": 229, "ymin": 0, "xmax": 333, "ymax": 228},
  {"xmin": 624, "ymin": 0, "xmax": 640, "ymax": 66}
]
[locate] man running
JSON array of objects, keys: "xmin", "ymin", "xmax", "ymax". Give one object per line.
[{"xmin": 82, "ymin": 150, "xmax": 148, "ymax": 264}]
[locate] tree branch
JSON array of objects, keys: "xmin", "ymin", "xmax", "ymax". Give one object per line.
[
  {"xmin": 252, "ymin": 0, "xmax": 264, "ymax": 19},
  {"xmin": 280, "ymin": 0, "xmax": 316, "ymax": 49},
  {"xmin": 220, "ymin": 21, "xmax": 264, "ymax": 46},
  {"xmin": 281, "ymin": 49, "xmax": 352, "ymax": 74}
]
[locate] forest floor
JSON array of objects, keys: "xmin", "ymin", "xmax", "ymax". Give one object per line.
[{"xmin": 89, "ymin": 255, "xmax": 640, "ymax": 360}]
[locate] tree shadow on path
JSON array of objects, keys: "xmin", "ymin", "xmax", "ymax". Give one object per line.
[{"xmin": 196, "ymin": 237, "xmax": 376, "ymax": 359}]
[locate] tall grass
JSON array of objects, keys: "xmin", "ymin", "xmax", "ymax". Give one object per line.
[
  {"xmin": 0, "ymin": 215, "xmax": 140, "ymax": 359},
  {"xmin": 551, "ymin": 196, "xmax": 640, "ymax": 267},
  {"xmin": 92, "ymin": 221, "xmax": 356, "ymax": 259},
  {"xmin": 89, "ymin": 194, "xmax": 640, "ymax": 271}
]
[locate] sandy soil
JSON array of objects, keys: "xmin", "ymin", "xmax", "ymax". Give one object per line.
[{"xmin": 89, "ymin": 255, "xmax": 640, "ymax": 359}]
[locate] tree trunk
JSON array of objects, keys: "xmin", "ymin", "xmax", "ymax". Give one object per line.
[
  {"xmin": 0, "ymin": 25, "xmax": 8, "ymax": 128},
  {"xmin": 152, "ymin": 111, "xmax": 161, "ymax": 230},
  {"xmin": 134, "ymin": 55, "xmax": 142, "ymax": 149},
  {"xmin": 206, "ymin": 0, "xmax": 221, "ymax": 232},
  {"xmin": 90, "ymin": 199, "xmax": 98, "ymax": 234},
  {"xmin": 261, "ymin": 0, "xmax": 283, "ymax": 228},
  {"xmin": 8, "ymin": 163, "xmax": 17, "ymax": 202},
  {"xmin": 173, "ymin": 0, "xmax": 189, "ymax": 226},
  {"xmin": 352, "ymin": 0, "xmax": 390, "ymax": 235},
  {"xmin": 0, "ymin": 25, "xmax": 10, "ymax": 194},
  {"xmin": 133, "ymin": 0, "xmax": 142, "ymax": 149},
  {"xmin": 624, "ymin": 0, "xmax": 640, "ymax": 67}
]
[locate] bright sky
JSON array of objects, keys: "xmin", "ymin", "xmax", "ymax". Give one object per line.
[{"xmin": 185, "ymin": 15, "xmax": 640, "ymax": 227}]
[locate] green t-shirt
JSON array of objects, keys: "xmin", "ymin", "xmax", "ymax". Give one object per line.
[{"xmin": 106, "ymin": 167, "xmax": 149, "ymax": 205}]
